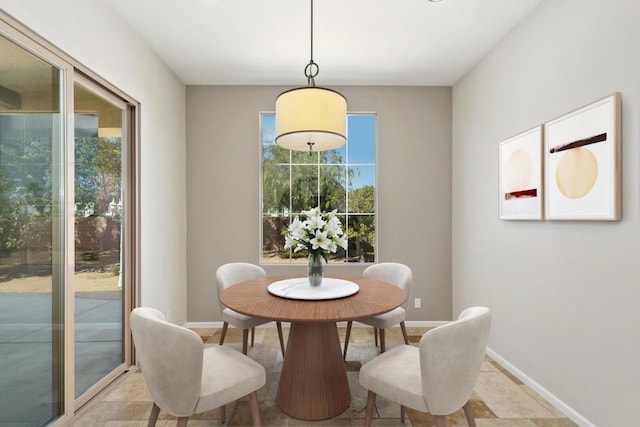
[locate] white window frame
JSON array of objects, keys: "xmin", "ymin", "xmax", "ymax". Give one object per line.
[{"xmin": 259, "ymin": 111, "xmax": 378, "ymax": 265}]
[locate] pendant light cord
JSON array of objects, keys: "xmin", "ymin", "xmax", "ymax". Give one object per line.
[
  {"xmin": 310, "ymin": 0, "xmax": 313, "ymax": 63},
  {"xmin": 304, "ymin": 0, "xmax": 319, "ymax": 87}
]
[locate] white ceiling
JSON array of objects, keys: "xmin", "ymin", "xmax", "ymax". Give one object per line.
[{"xmin": 107, "ymin": 0, "xmax": 543, "ymax": 86}]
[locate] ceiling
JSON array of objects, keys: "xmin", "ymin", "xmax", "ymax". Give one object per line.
[{"xmin": 107, "ymin": 0, "xmax": 543, "ymax": 86}]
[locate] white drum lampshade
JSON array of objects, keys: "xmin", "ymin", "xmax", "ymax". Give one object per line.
[{"xmin": 275, "ymin": 86, "xmax": 347, "ymax": 152}]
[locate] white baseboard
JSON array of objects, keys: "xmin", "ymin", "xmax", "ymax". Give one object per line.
[
  {"xmin": 183, "ymin": 320, "xmax": 448, "ymax": 329},
  {"xmin": 486, "ymin": 348, "xmax": 595, "ymax": 427}
]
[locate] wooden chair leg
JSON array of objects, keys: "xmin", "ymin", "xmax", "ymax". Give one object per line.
[
  {"xmin": 276, "ymin": 321, "xmax": 286, "ymax": 357},
  {"xmin": 343, "ymin": 321, "xmax": 353, "ymax": 360},
  {"xmin": 249, "ymin": 391, "xmax": 262, "ymax": 427},
  {"xmin": 148, "ymin": 402, "xmax": 160, "ymax": 427},
  {"xmin": 463, "ymin": 401, "xmax": 477, "ymax": 427},
  {"xmin": 242, "ymin": 328, "xmax": 249, "ymax": 355},
  {"xmin": 219, "ymin": 321, "xmax": 229, "ymax": 345},
  {"xmin": 251, "ymin": 327, "xmax": 255, "ymax": 347},
  {"xmin": 374, "ymin": 327, "xmax": 378, "ymax": 347},
  {"xmin": 176, "ymin": 417, "xmax": 189, "ymax": 427},
  {"xmin": 220, "ymin": 404, "xmax": 226, "ymax": 423},
  {"xmin": 400, "ymin": 321, "xmax": 409, "ymax": 345},
  {"xmin": 379, "ymin": 328, "xmax": 386, "ymax": 353},
  {"xmin": 435, "ymin": 415, "xmax": 448, "ymax": 427},
  {"xmin": 364, "ymin": 391, "xmax": 376, "ymax": 427},
  {"xmin": 401, "ymin": 405, "xmax": 406, "ymax": 422}
]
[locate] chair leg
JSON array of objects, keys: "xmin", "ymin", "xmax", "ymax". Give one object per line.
[
  {"xmin": 435, "ymin": 415, "xmax": 448, "ymax": 427},
  {"xmin": 176, "ymin": 417, "xmax": 189, "ymax": 427},
  {"xmin": 249, "ymin": 391, "xmax": 262, "ymax": 427},
  {"xmin": 220, "ymin": 404, "xmax": 226, "ymax": 423},
  {"xmin": 148, "ymin": 402, "xmax": 160, "ymax": 427},
  {"xmin": 400, "ymin": 405, "xmax": 406, "ymax": 422},
  {"xmin": 379, "ymin": 328, "xmax": 386, "ymax": 353},
  {"xmin": 251, "ymin": 327, "xmax": 255, "ymax": 347},
  {"xmin": 374, "ymin": 327, "xmax": 379, "ymax": 347},
  {"xmin": 463, "ymin": 400, "xmax": 477, "ymax": 427},
  {"xmin": 343, "ymin": 321, "xmax": 353, "ymax": 360},
  {"xmin": 219, "ymin": 321, "xmax": 229, "ymax": 345},
  {"xmin": 242, "ymin": 329, "xmax": 249, "ymax": 355},
  {"xmin": 364, "ymin": 391, "xmax": 376, "ymax": 427},
  {"xmin": 400, "ymin": 321, "xmax": 409, "ymax": 345},
  {"xmin": 276, "ymin": 321, "xmax": 286, "ymax": 357}
]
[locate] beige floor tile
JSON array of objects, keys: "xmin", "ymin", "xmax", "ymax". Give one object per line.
[
  {"xmin": 287, "ymin": 417, "xmax": 353, "ymax": 427},
  {"xmin": 102, "ymin": 370, "xmax": 152, "ymax": 402},
  {"xmin": 475, "ymin": 372, "xmax": 554, "ymax": 419},
  {"xmin": 176, "ymin": 421, "xmax": 221, "ymax": 427},
  {"xmin": 263, "ymin": 372, "xmax": 281, "ymax": 401},
  {"xmin": 491, "ymin": 361, "xmax": 524, "ymax": 385},
  {"xmin": 104, "ymin": 422, "xmax": 170, "ymax": 427},
  {"xmin": 67, "ymin": 326, "xmax": 575, "ymax": 427},
  {"xmin": 260, "ymin": 401, "xmax": 293, "ymax": 427},
  {"xmin": 405, "ymin": 399, "xmax": 495, "ymax": 427},
  {"xmin": 372, "ymin": 394, "xmax": 402, "ymax": 419},
  {"xmin": 191, "ymin": 328, "xmax": 220, "ymax": 342},
  {"xmin": 353, "ymin": 418, "xmax": 413, "ymax": 426},
  {"xmin": 189, "ymin": 406, "xmax": 225, "ymax": 421},
  {"xmin": 68, "ymin": 412, "xmax": 112, "ymax": 427},
  {"xmin": 70, "ymin": 401, "xmax": 155, "ymax": 425},
  {"xmin": 475, "ymin": 419, "xmax": 538, "ymax": 427},
  {"xmin": 519, "ymin": 386, "xmax": 567, "ymax": 419},
  {"xmin": 205, "ymin": 330, "xmax": 221, "ymax": 345},
  {"xmin": 468, "ymin": 398, "xmax": 498, "ymax": 419},
  {"xmin": 481, "ymin": 358, "xmax": 500, "ymax": 372},
  {"xmin": 530, "ymin": 419, "xmax": 579, "ymax": 427},
  {"xmin": 343, "ymin": 371, "xmax": 369, "ymax": 419}
]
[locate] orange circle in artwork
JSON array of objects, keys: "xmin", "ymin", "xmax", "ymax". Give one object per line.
[{"xmin": 555, "ymin": 147, "xmax": 598, "ymax": 199}]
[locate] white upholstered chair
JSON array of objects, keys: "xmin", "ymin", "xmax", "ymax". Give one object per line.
[
  {"xmin": 216, "ymin": 262, "xmax": 286, "ymax": 356},
  {"xmin": 359, "ymin": 306, "xmax": 492, "ymax": 427},
  {"xmin": 130, "ymin": 307, "xmax": 266, "ymax": 427},
  {"xmin": 343, "ymin": 262, "xmax": 412, "ymax": 359}
]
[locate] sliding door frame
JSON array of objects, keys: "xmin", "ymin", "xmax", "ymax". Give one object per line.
[{"xmin": 71, "ymin": 73, "xmax": 135, "ymax": 409}]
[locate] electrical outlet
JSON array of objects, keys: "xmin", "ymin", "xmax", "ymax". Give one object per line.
[{"xmin": 414, "ymin": 298, "xmax": 421, "ymax": 309}]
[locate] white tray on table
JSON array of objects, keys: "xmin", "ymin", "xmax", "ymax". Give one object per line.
[{"xmin": 267, "ymin": 277, "xmax": 359, "ymax": 300}]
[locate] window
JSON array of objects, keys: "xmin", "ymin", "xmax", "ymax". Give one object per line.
[{"xmin": 261, "ymin": 113, "xmax": 376, "ymax": 264}]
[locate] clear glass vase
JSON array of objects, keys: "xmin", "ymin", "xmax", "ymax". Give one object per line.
[{"xmin": 307, "ymin": 253, "xmax": 324, "ymax": 287}]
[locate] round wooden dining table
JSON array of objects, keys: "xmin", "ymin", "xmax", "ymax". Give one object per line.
[{"xmin": 219, "ymin": 274, "xmax": 406, "ymax": 421}]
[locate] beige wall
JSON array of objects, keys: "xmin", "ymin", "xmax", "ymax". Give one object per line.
[
  {"xmin": 452, "ymin": 0, "xmax": 640, "ymax": 425},
  {"xmin": 186, "ymin": 86, "xmax": 452, "ymax": 322}
]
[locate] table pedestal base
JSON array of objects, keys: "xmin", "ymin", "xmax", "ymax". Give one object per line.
[{"xmin": 277, "ymin": 322, "xmax": 351, "ymax": 420}]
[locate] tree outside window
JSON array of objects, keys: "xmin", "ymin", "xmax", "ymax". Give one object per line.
[{"xmin": 261, "ymin": 113, "xmax": 376, "ymax": 263}]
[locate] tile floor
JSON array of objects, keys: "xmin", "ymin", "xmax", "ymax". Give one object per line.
[{"xmin": 69, "ymin": 326, "xmax": 578, "ymax": 427}]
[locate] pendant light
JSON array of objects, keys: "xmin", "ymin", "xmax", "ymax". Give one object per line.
[{"xmin": 275, "ymin": 0, "xmax": 347, "ymax": 153}]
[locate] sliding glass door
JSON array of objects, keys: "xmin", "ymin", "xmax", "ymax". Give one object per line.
[
  {"xmin": 0, "ymin": 15, "xmax": 137, "ymax": 426},
  {"xmin": 0, "ymin": 33, "xmax": 65, "ymax": 426},
  {"xmin": 73, "ymin": 78, "xmax": 129, "ymax": 401}
]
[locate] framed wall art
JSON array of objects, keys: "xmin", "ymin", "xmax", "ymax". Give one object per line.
[
  {"xmin": 499, "ymin": 125, "xmax": 543, "ymax": 220},
  {"xmin": 544, "ymin": 93, "xmax": 621, "ymax": 220}
]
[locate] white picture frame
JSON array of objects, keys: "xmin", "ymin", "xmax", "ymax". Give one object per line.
[{"xmin": 544, "ymin": 93, "xmax": 621, "ymax": 220}]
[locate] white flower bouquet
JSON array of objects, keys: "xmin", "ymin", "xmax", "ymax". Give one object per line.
[{"xmin": 283, "ymin": 207, "xmax": 348, "ymax": 262}]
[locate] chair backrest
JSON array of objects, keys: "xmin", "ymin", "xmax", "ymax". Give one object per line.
[
  {"xmin": 130, "ymin": 307, "xmax": 204, "ymax": 417},
  {"xmin": 215, "ymin": 263, "xmax": 266, "ymax": 307},
  {"xmin": 419, "ymin": 306, "xmax": 492, "ymax": 415},
  {"xmin": 363, "ymin": 262, "xmax": 412, "ymax": 310}
]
